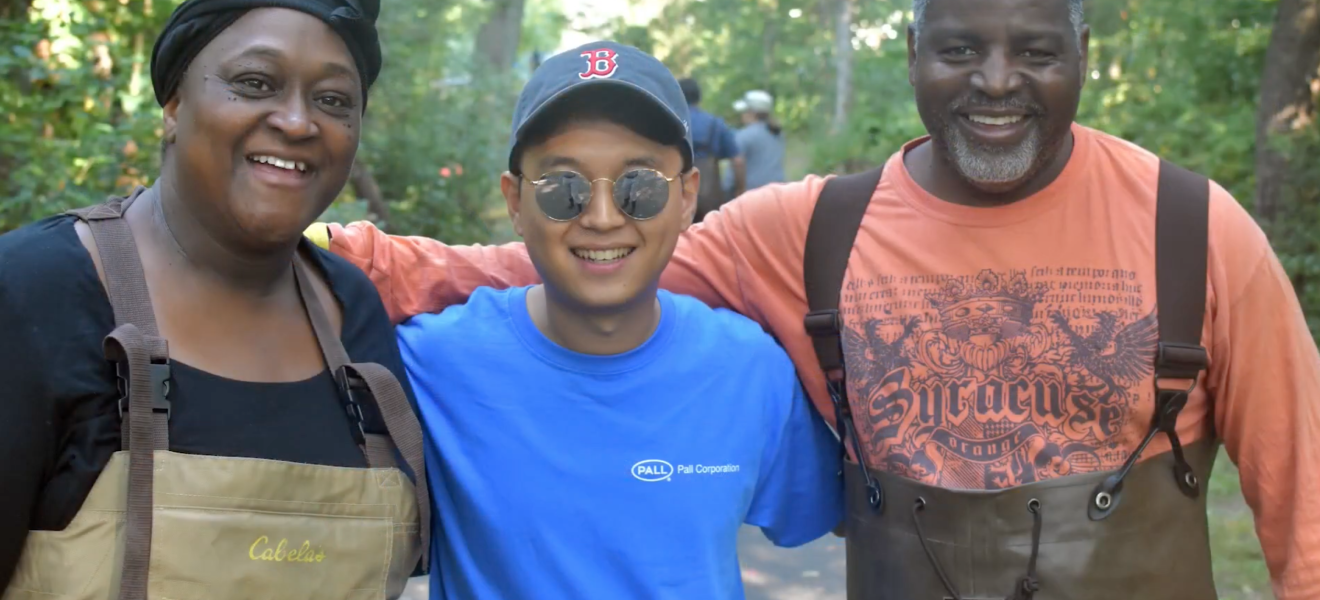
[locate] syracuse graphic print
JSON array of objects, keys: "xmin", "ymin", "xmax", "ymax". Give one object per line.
[{"xmin": 841, "ymin": 266, "xmax": 1158, "ymax": 490}]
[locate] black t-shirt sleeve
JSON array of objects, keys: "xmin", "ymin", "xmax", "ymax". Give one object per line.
[{"xmin": 0, "ymin": 216, "xmax": 119, "ymax": 588}]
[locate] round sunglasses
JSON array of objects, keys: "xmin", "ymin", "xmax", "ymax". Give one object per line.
[{"xmin": 523, "ymin": 168, "xmax": 680, "ymax": 222}]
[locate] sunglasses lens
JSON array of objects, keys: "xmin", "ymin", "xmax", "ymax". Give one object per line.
[
  {"xmin": 534, "ymin": 171, "xmax": 591, "ymax": 220},
  {"xmin": 614, "ymin": 170, "xmax": 670, "ymax": 220}
]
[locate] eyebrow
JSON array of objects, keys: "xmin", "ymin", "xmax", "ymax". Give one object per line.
[{"xmin": 230, "ymin": 45, "xmax": 358, "ymax": 80}]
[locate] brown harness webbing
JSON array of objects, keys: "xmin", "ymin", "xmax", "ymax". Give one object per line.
[
  {"xmin": 802, "ymin": 166, "xmax": 886, "ymax": 510},
  {"xmin": 66, "ymin": 189, "xmax": 430, "ymax": 598},
  {"xmin": 296, "ymin": 258, "xmax": 432, "ymax": 566},
  {"xmin": 69, "ymin": 193, "xmax": 170, "ymax": 600}
]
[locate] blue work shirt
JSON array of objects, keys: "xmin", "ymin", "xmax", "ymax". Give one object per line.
[{"xmin": 397, "ymin": 286, "xmax": 844, "ymax": 600}]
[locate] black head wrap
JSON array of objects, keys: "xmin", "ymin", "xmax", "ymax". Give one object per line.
[{"xmin": 150, "ymin": 0, "xmax": 381, "ymax": 109}]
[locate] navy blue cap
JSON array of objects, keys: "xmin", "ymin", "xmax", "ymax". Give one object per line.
[{"xmin": 507, "ymin": 40, "xmax": 693, "ymax": 174}]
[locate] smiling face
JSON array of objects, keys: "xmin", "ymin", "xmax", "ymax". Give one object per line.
[
  {"xmin": 909, "ymin": 0, "xmax": 1088, "ymax": 194},
  {"xmin": 162, "ymin": 8, "xmax": 362, "ymax": 251},
  {"xmin": 501, "ymin": 118, "xmax": 698, "ymax": 315}
]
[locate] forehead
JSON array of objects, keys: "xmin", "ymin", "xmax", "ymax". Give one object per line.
[{"xmin": 923, "ymin": 0, "xmax": 1074, "ymax": 34}]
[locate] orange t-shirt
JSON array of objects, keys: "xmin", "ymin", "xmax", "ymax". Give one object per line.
[{"xmin": 323, "ymin": 123, "xmax": 1319, "ymax": 598}]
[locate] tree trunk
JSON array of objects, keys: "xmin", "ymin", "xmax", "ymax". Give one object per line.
[
  {"xmin": 350, "ymin": 161, "xmax": 390, "ymax": 228},
  {"xmin": 830, "ymin": 0, "xmax": 855, "ymax": 136},
  {"xmin": 474, "ymin": 0, "xmax": 527, "ymax": 73},
  {"xmin": 1254, "ymin": 0, "xmax": 1320, "ymax": 224}
]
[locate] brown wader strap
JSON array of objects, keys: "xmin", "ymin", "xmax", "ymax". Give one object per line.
[
  {"xmin": 802, "ymin": 166, "xmax": 885, "ymax": 512},
  {"xmin": 293, "ymin": 255, "xmax": 431, "ymax": 571},
  {"xmin": 1088, "ymin": 159, "xmax": 1211, "ymax": 521},
  {"xmin": 66, "ymin": 189, "xmax": 170, "ymax": 600}
]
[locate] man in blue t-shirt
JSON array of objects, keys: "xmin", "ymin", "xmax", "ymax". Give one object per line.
[{"xmin": 396, "ymin": 41, "xmax": 844, "ymax": 600}]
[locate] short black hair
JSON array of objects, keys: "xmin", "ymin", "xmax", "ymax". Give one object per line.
[
  {"xmin": 511, "ymin": 87, "xmax": 691, "ymax": 176},
  {"xmin": 678, "ymin": 78, "xmax": 700, "ymax": 105}
]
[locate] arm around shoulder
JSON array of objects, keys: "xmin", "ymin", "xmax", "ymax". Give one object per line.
[
  {"xmin": 662, "ymin": 176, "xmax": 824, "ymax": 322},
  {"xmin": 312, "ymin": 220, "xmax": 541, "ymax": 324}
]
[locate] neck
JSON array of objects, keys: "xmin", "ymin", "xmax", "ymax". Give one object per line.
[
  {"xmin": 133, "ymin": 175, "xmax": 295, "ymax": 295},
  {"xmin": 527, "ymin": 285, "xmax": 661, "ymax": 356},
  {"xmin": 907, "ymin": 129, "xmax": 1075, "ymax": 208}
]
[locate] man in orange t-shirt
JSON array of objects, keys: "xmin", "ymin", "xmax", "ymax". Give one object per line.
[{"xmin": 306, "ymin": 0, "xmax": 1318, "ymax": 597}]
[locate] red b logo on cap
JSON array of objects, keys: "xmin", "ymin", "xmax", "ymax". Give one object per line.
[{"xmin": 579, "ymin": 49, "xmax": 619, "ymax": 80}]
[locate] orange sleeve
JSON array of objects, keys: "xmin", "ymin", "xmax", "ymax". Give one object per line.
[
  {"xmin": 662, "ymin": 178, "xmax": 822, "ymax": 321},
  {"xmin": 326, "ymin": 221, "xmax": 540, "ymax": 324},
  {"xmin": 1204, "ymin": 185, "xmax": 1320, "ymax": 599}
]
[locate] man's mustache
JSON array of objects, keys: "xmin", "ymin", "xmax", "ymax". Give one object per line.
[{"xmin": 951, "ymin": 95, "xmax": 1044, "ymax": 115}]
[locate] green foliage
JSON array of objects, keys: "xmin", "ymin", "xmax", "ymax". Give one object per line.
[
  {"xmin": 1076, "ymin": 0, "xmax": 1275, "ymax": 205},
  {"xmin": 352, "ymin": 0, "xmax": 510, "ymax": 244},
  {"xmin": 0, "ymin": 0, "xmax": 175, "ymax": 232},
  {"xmin": 1271, "ymin": 126, "xmax": 1320, "ymax": 337}
]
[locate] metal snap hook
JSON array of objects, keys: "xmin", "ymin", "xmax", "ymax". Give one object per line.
[{"xmin": 1094, "ymin": 491, "xmax": 1113, "ymax": 510}]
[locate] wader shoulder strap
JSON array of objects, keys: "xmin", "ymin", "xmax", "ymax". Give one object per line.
[
  {"xmin": 66, "ymin": 189, "xmax": 169, "ymax": 600},
  {"xmin": 1090, "ymin": 159, "xmax": 1213, "ymax": 520},
  {"xmin": 1154, "ymin": 159, "xmax": 1211, "ymax": 379},
  {"xmin": 803, "ymin": 166, "xmax": 886, "ymax": 510},
  {"xmin": 803, "ymin": 167, "xmax": 884, "ymax": 376},
  {"xmin": 294, "ymin": 254, "xmax": 431, "ymax": 570}
]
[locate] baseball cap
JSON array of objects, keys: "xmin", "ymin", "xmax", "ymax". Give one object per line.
[{"xmin": 507, "ymin": 41, "xmax": 693, "ymax": 175}]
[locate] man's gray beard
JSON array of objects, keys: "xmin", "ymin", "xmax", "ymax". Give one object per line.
[{"xmin": 941, "ymin": 122, "xmax": 1044, "ymax": 189}]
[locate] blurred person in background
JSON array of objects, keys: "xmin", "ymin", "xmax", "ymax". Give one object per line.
[
  {"xmin": 680, "ymin": 77, "xmax": 745, "ymax": 222},
  {"xmin": 733, "ymin": 90, "xmax": 786, "ymax": 193}
]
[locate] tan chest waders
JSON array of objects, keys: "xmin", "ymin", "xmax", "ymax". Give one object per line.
[{"xmin": 4, "ymin": 189, "xmax": 430, "ymax": 600}]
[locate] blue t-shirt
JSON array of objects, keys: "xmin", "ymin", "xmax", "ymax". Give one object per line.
[{"xmin": 397, "ymin": 286, "xmax": 844, "ymax": 600}]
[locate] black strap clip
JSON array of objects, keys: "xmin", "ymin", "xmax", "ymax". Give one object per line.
[
  {"xmin": 804, "ymin": 309, "xmax": 843, "ymax": 338},
  {"xmin": 1155, "ymin": 342, "xmax": 1209, "ymax": 380},
  {"xmin": 334, "ymin": 365, "xmax": 371, "ymax": 446},
  {"xmin": 116, "ymin": 361, "xmax": 172, "ymax": 420}
]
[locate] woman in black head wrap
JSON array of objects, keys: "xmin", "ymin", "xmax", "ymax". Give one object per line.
[{"xmin": 0, "ymin": 2, "xmax": 430, "ymax": 597}]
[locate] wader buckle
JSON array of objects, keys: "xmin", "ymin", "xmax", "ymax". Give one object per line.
[
  {"xmin": 116, "ymin": 361, "xmax": 172, "ymax": 420},
  {"xmin": 335, "ymin": 366, "xmax": 371, "ymax": 445}
]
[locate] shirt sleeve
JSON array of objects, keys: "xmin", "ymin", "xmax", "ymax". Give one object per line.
[
  {"xmin": 1203, "ymin": 184, "xmax": 1320, "ymax": 600},
  {"xmin": 316, "ymin": 178, "xmax": 822, "ymax": 331},
  {"xmin": 0, "ymin": 280, "xmax": 52, "ymax": 588},
  {"xmin": 322, "ymin": 221, "xmax": 541, "ymax": 325},
  {"xmin": 744, "ymin": 353, "xmax": 845, "ymax": 548}
]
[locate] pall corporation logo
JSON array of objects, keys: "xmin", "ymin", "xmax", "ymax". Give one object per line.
[{"xmin": 631, "ymin": 459, "xmax": 673, "ymax": 482}]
